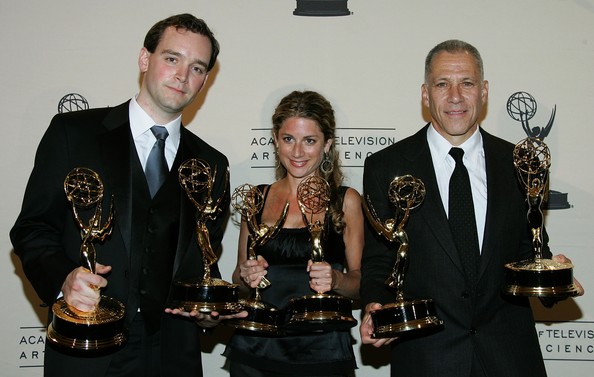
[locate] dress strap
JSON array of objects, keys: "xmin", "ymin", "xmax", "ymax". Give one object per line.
[{"xmin": 255, "ymin": 184, "xmax": 270, "ymax": 223}]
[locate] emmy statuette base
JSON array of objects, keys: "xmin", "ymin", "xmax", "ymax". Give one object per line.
[
  {"xmin": 170, "ymin": 278, "xmax": 242, "ymax": 314},
  {"xmin": 224, "ymin": 298, "xmax": 284, "ymax": 335},
  {"xmin": 370, "ymin": 299, "xmax": 443, "ymax": 339},
  {"xmin": 46, "ymin": 296, "xmax": 127, "ymax": 354},
  {"xmin": 286, "ymin": 294, "xmax": 357, "ymax": 332},
  {"xmin": 504, "ymin": 258, "xmax": 580, "ymax": 298}
]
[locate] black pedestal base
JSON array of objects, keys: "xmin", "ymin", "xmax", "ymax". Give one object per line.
[
  {"xmin": 225, "ymin": 298, "xmax": 284, "ymax": 335},
  {"xmin": 286, "ymin": 294, "xmax": 357, "ymax": 332},
  {"xmin": 170, "ymin": 278, "xmax": 241, "ymax": 314},
  {"xmin": 47, "ymin": 296, "xmax": 127, "ymax": 354},
  {"xmin": 504, "ymin": 259, "xmax": 580, "ymax": 298},
  {"xmin": 370, "ymin": 299, "xmax": 443, "ymax": 339}
]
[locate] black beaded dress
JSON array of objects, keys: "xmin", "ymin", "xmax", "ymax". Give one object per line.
[{"xmin": 223, "ymin": 185, "xmax": 356, "ymax": 376}]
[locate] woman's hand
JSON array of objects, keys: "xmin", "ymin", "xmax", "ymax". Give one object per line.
[
  {"xmin": 307, "ymin": 260, "xmax": 334, "ymax": 293},
  {"xmin": 239, "ymin": 255, "xmax": 269, "ymax": 288}
]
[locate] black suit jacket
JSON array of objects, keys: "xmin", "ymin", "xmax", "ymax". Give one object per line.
[
  {"xmin": 361, "ymin": 125, "xmax": 549, "ymax": 377},
  {"xmin": 11, "ymin": 101, "xmax": 229, "ymax": 376}
]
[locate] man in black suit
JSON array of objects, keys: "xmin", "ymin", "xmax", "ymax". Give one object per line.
[
  {"xmin": 359, "ymin": 40, "xmax": 583, "ymax": 376},
  {"xmin": 11, "ymin": 13, "xmax": 244, "ymax": 377}
]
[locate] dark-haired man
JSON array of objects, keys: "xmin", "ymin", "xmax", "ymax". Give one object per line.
[{"xmin": 11, "ymin": 13, "xmax": 244, "ymax": 377}]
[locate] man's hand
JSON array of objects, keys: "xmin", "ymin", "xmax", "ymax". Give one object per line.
[
  {"xmin": 165, "ymin": 307, "xmax": 248, "ymax": 329},
  {"xmin": 360, "ymin": 302, "xmax": 397, "ymax": 347},
  {"xmin": 553, "ymin": 254, "xmax": 585, "ymax": 296},
  {"xmin": 61, "ymin": 264, "xmax": 111, "ymax": 312}
]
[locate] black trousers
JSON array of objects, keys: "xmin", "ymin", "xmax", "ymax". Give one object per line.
[
  {"xmin": 44, "ymin": 312, "xmax": 203, "ymax": 377},
  {"xmin": 229, "ymin": 360, "xmax": 352, "ymax": 377},
  {"xmin": 106, "ymin": 313, "xmax": 161, "ymax": 376}
]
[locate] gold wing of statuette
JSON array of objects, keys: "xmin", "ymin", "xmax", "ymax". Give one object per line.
[
  {"xmin": 269, "ymin": 201, "xmax": 290, "ymax": 240},
  {"xmin": 361, "ymin": 194, "xmax": 397, "ymax": 243}
]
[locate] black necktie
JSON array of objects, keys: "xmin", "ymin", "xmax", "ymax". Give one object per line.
[
  {"xmin": 448, "ymin": 147, "xmax": 480, "ymax": 287},
  {"xmin": 145, "ymin": 126, "xmax": 169, "ymax": 197}
]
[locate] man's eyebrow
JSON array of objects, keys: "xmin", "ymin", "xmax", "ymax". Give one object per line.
[
  {"xmin": 161, "ymin": 49, "xmax": 208, "ymax": 68},
  {"xmin": 161, "ymin": 49, "xmax": 182, "ymax": 57}
]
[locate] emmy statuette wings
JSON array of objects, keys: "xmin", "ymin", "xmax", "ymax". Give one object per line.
[
  {"xmin": 503, "ymin": 137, "xmax": 580, "ymax": 298},
  {"xmin": 46, "ymin": 167, "xmax": 127, "ymax": 354},
  {"xmin": 362, "ymin": 175, "xmax": 443, "ymax": 338},
  {"xmin": 169, "ymin": 159, "xmax": 241, "ymax": 314},
  {"xmin": 224, "ymin": 183, "xmax": 290, "ymax": 335},
  {"xmin": 286, "ymin": 176, "xmax": 357, "ymax": 332}
]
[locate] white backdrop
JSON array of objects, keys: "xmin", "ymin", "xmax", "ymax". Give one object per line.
[{"xmin": 1, "ymin": 1, "xmax": 593, "ymax": 376}]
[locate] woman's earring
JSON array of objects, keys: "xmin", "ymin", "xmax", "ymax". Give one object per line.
[{"xmin": 320, "ymin": 152, "xmax": 333, "ymax": 174}]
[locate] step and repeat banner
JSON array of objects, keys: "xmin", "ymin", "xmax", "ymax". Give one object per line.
[{"xmin": 1, "ymin": 1, "xmax": 593, "ymax": 376}]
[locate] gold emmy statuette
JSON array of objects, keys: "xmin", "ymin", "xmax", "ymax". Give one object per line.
[
  {"xmin": 46, "ymin": 168, "xmax": 126, "ymax": 354},
  {"xmin": 169, "ymin": 159, "xmax": 241, "ymax": 314},
  {"xmin": 224, "ymin": 184, "xmax": 289, "ymax": 335},
  {"xmin": 504, "ymin": 137, "xmax": 580, "ymax": 297},
  {"xmin": 286, "ymin": 176, "xmax": 357, "ymax": 332},
  {"xmin": 362, "ymin": 175, "xmax": 443, "ymax": 338}
]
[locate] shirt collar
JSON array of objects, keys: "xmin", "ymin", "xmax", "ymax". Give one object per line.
[
  {"xmin": 129, "ymin": 95, "xmax": 182, "ymax": 141},
  {"xmin": 427, "ymin": 124, "xmax": 483, "ymax": 163}
]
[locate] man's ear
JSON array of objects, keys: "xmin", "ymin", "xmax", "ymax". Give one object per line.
[
  {"xmin": 138, "ymin": 47, "xmax": 150, "ymax": 73},
  {"xmin": 421, "ymin": 83, "xmax": 429, "ymax": 108}
]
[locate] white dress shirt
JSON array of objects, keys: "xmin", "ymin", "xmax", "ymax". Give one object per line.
[
  {"xmin": 129, "ymin": 96, "xmax": 181, "ymax": 171},
  {"xmin": 427, "ymin": 125, "xmax": 488, "ymax": 252}
]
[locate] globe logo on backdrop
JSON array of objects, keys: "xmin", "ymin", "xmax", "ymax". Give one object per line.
[
  {"xmin": 507, "ymin": 91, "xmax": 555, "ymax": 140},
  {"xmin": 506, "ymin": 91, "xmax": 568, "ymax": 209},
  {"xmin": 507, "ymin": 91, "xmax": 537, "ymax": 122},
  {"xmin": 58, "ymin": 93, "xmax": 89, "ymax": 113}
]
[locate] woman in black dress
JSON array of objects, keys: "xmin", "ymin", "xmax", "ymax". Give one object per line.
[{"xmin": 223, "ymin": 90, "xmax": 364, "ymax": 376}]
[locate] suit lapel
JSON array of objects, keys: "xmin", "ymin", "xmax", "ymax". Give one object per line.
[
  {"xmin": 477, "ymin": 130, "xmax": 511, "ymax": 280},
  {"xmin": 408, "ymin": 129, "xmax": 466, "ymax": 276},
  {"xmin": 407, "ymin": 127, "xmax": 515, "ymax": 283},
  {"xmin": 172, "ymin": 128, "xmax": 202, "ymax": 274},
  {"xmin": 98, "ymin": 102, "xmax": 134, "ymax": 256},
  {"xmin": 96, "ymin": 109, "xmax": 204, "ymax": 275}
]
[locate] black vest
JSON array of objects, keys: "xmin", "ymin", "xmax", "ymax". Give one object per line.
[{"xmin": 129, "ymin": 152, "xmax": 182, "ymax": 334}]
